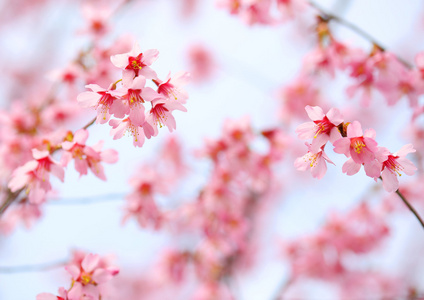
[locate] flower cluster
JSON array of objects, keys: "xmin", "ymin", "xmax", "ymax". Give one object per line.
[
  {"xmin": 2, "ymin": 129, "xmax": 118, "ymax": 234},
  {"xmin": 295, "ymin": 105, "xmax": 417, "ymax": 192},
  {"xmin": 283, "ymin": 201, "xmax": 403, "ymax": 299},
  {"xmin": 216, "ymin": 0, "xmax": 309, "ymax": 25},
  {"xmin": 37, "ymin": 251, "xmax": 119, "ymax": 300},
  {"xmin": 77, "ymin": 43, "xmax": 189, "ymax": 147}
]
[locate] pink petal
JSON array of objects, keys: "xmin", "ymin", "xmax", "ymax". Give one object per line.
[
  {"xmin": 333, "ymin": 138, "xmax": 351, "ymax": 157},
  {"xmin": 397, "ymin": 158, "xmax": 417, "ymax": 176},
  {"xmin": 109, "ymin": 100, "xmax": 128, "ymax": 119},
  {"xmin": 141, "ymin": 87, "xmax": 162, "ymax": 102},
  {"xmin": 74, "ymin": 129, "xmax": 89, "ymax": 145},
  {"xmin": 28, "ymin": 186, "xmax": 47, "ymax": 205},
  {"xmin": 77, "ymin": 91, "xmax": 100, "ymax": 108},
  {"xmin": 129, "ymin": 105, "xmax": 146, "ymax": 126},
  {"xmin": 395, "ymin": 144, "xmax": 415, "ymax": 157},
  {"xmin": 329, "ymin": 127, "xmax": 342, "ymax": 144},
  {"xmin": 85, "ymin": 84, "xmax": 104, "ymax": 93},
  {"xmin": 305, "ymin": 105, "xmax": 324, "ymax": 121},
  {"xmin": 310, "ymin": 133, "xmax": 329, "ymax": 153},
  {"xmin": 311, "ymin": 155, "xmax": 327, "ymax": 179},
  {"xmin": 61, "ymin": 141, "xmax": 74, "ymax": 151},
  {"xmin": 82, "ymin": 253, "xmax": 100, "ymax": 273},
  {"xmin": 347, "ymin": 121, "xmax": 363, "ymax": 137},
  {"xmin": 67, "ymin": 282, "xmax": 83, "ymax": 299},
  {"xmin": 74, "ymin": 158, "xmax": 88, "ymax": 176},
  {"xmin": 342, "ymin": 159, "xmax": 361, "ymax": 176},
  {"xmin": 36, "ymin": 293, "xmax": 58, "ymax": 300},
  {"xmin": 139, "ymin": 66, "xmax": 157, "ymax": 80},
  {"xmin": 381, "ymin": 168, "xmax": 398, "ymax": 193},
  {"xmin": 109, "ymin": 120, "xmax": 127, "ymax": 140},
  {"xmin": 143, "ymin": 49, "xmax": 159, "ymax": 65},
  {"xmin": 110, "ymin": 53, "xmax": 129, "ymax": 69},
  {"xmin": 60, "ymin": 151, "xmax": 73, "ymax": 167},
  {"xmin": 32, "ymin": 149, "xmax": 49, "ymax": 160},
  {"xmin": 50, "ymin": 164, "xmax": 65, "ymax": 182},
  {"xmin": 65, "ymin": 265, "xmax": 81, "ymax": 280},
  {"xmin": 92, "ymin": 269, "xmax": 113, "ymax": 284},
  {"xmin": 364, "ymin": 160, "xmax": 382, "ymax": 178},
  {"xmin": 295, "ymin": 122, "xmax": 316, "ymax": 139},
  {"xmin": 100, "ymin": 149, "xmax": 119, "ymax": 164},
  {"xmin": 90, "ymin": 163, "xmax": 106, "ymax": 181},
  {"xmin": 326, "ymin": 107, "xmax": 343, "ymax": 125}
]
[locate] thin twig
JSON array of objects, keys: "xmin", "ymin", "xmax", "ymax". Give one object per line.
[
  {"xmin": 396, "ymin": 188, "xmax": 424, "ymax": 229},
  {"xmin": 0, "ymin": 188, "xmax": 24, "ymax": 216},
  {"xmin": 274, "ymin": 276, "xmax": 294, "ymax": 300},
  {"xmin": 83, "ymin": 117, "xmax": 97, "ymax": 130},
  {"xmin": 0, "ymin": 258, "xmax": 68, "ymax": 273},
  {"xmin": 48, "ymin": 192, "xmax": 126, "ymax": 205},
  {"xmin": 308, "ymin": 0, "xmax": 413, "ymax": 68}
]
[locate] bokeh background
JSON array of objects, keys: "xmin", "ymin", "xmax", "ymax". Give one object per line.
[{"xmin": 1, "ymin": 0, "xmax": 424, "ymax": 299}]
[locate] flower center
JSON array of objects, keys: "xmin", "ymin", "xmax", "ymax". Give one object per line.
[
  {"xmin": 351, "ymin": 138, "xmax": 366, "ymax": 154},
  {"xmin": 384, "ymin": 155, "xmax": 403, "ymax": 176},
  {"xmin": 313, "ymin": 116, "xmax": 333, "ymax": 138}
]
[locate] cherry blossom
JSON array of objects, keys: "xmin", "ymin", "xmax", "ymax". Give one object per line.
[
  {"xmin": 333, "ymin": 121, "xmax": 378, "ymax": 164},
  {"xmin": 294, "ymin": 143, "xmax": 335, "ymax": 179},
  {"xmin": 61, "ymin": 129, "xmax": 119, "ymax": 180},
  {"xmin": 110, "ymin": 42, "xmax": 159, "ymax": 81},
  {"xmin": 296, "ymin": 105, "xmax": 343, "ymax": 152},
  {"xmin": 377, "ymin": 145, "xmax": 417, "ymax": 192},
  {"xmin": 8, "ymin": 149, "xmax": 64, "ymax": 204},
  {"xmin": 77, "ymin": 83, "xmax": 124, "ymax": 124}
]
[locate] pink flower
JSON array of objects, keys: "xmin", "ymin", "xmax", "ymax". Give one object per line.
[
  {"xmin": 8, "ymin": 149, "xmax": 64, "ymax": 204},
  {"xmin": 333, "ymin": 121, "xmax": 378, "ymax": 164},
  {"xmin": 80, "ymin": 4, "xmax": 111, "ymax": 38},
  {"xmin": 276, "ymin": 0, "xmax": 308, "ymax": 21},
  {"xmin": 65, "ymin": 253, "xmax": 119, "ymax": 300},
  {"xmin": 377, "ymin": 144, "xmax": 417, "ymax": 192},
  {"xmin": 154, "ymin": 71, "xmax": 190, "ymax": 103},
  {"xmin": 61, "ymin": 129, "xmax": 119, "ymax": 180},
  {"xmin": 296, "ymin": 105, "xmax": 343, "ymax": 152},
  {"xmin": 109, "ymin": 117, "xmax": 149, "ymax": 147},
  {"xmin": 294, "ymin": 143, "xmax": 335, "ymax": 179},
  {"xmin": 110, "ymin": 42, "xmax": 159, "ymax": 81},
  {"xmin": 123, "ymin": 167, "xmax": 165, "ymax": 229},
  {"xmin": 278, "ymin": 75, "xmax": 322, "ymax": 121},
  {"xmin": 144, "ymin": 98, "xmax": 187, "ymax": 138},
  {"xmin": 187, "ymin": 44, "xmax": 215, "ymax": 83},
  {"xmin": 77, "ymin": 83, "xmax": 124, "ymax": 124},
  {"xmin": 37, "ymin": 288, "xmax": 68, "ymax": 300},
  {"xmin": 114, "ymin": 76, "xmax": 162, "ymax": 126}
]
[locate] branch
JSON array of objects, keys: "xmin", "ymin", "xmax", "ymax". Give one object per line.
[
  {"xmin": 0, "ymin": 188, "xmax": 24, "ymax": 216},
  {"xmin": 48, "ymin": 192, "xmax": 126, "ymax": 205},
  {"xmin": 396, "ymin": 188, "xmax": 424, "ymax": 230},
  {"xmin": 308, "ymin": 0, "xmax": 413, "ymax": 68},
  {"xmin": 82, "ymin": 116, "xmax": 97, "ymax": 130},
  {"xmin": 0, "ymin": 258, "xmax": 68, "ymax": 273},
  {"xmin": 273, "ymin": 276, "xmax": 294, "ymax": 300}
]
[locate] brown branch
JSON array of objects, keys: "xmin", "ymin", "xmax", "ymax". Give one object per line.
[
  {"xmin": 0, "ymin": 188, "xmax": 24, "ymax": 216},
  {"xmin": 308, "ymin": 0, "xmax": 413, "ymax": 69},
  {"xmin": 396, "ymin": 188, "xmax": 424, "ymax": 229},
  {"xmin": 0, "ymin": 258, "xmax": 68, "ymax": 273},
  {"xmin": 273, "ymin": 276, "xmax": 294, "ymax": 300}
]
